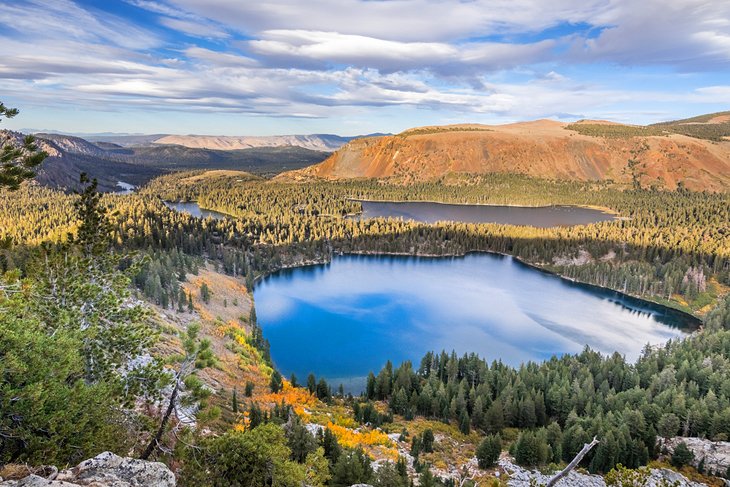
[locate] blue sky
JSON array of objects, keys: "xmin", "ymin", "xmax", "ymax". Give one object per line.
[{"xmin": 0, "ymin": 0, "xmax": 728, "ymax": 135}]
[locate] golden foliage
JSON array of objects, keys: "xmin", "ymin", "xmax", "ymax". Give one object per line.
[
  {"xmin": 326, "ymin": 422, "xmax": 393, "ymax": 449},
  {"xmin": 259, "ymin": 382, "xmax": 318, "ymax": 418}
]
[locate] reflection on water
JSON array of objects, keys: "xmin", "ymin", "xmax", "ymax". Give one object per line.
[
  {"xmin": 358, "ymin": 200, "xmax": 617, "ymax": 227},
  {"xmin": 164, "ymin": 201, "xmax": 230, "ymax": 220},
  {"xmin": 116, "ymin": 181, "xmax": 135, "ymax": 195},
  {"xmin": 254, "ymin": 254, "xmax": 698, "ymax": 393}
]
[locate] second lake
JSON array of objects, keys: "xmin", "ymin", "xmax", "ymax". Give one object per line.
[{"xmin": 357, "ymin": 200, "xmax": 617, "ymax": 227}]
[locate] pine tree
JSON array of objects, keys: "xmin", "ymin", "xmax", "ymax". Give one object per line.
[
  {"xmin": 177, "ymin": 287, "xmax": 186, "ymax": 313},
  {"xmin": 317, "ymin": 378, "xmax": 331, "ymax": 401},
  {"xmin": 421, "ymin": 429, "xmax": 435, "ymax": 453},
  {"xmin": 330, "ymin": 449, "xmax": 372, "ymax": 487},
  {"xmin": 476, "ymin": 433, "xmax": 502, "ymax": 469},
  {"xmin": 319, "ymin": 428, "xmax": 341, "ymax": 465},
  {"xmin": 286, "ymin": 418, "xmax": 317, "ymax": 464},
  {"xmin": 200, "ymin": 282, "xmax": 211, "ymax": 304},
  {"xmin": 0, "ymin": 102, "xmax": 47, "ymax": 190},
  {"xmin": 671, "ymin": 442, "xmax": 694, "ymax": 468},
  {"xmin": 419, "ymin": 469, "xmax": 437, "ymax": 487},
  {"xmin": 141, "ymin": 322, "xmax": 210, "ymax": 459},
  {"xmin": 270, "ymin": 370, "xmax": 283, "ymax": 393},
  {"xmin": 459, "ymin": 409, "xmax": 471, "ymax": 434},
  {"xmin": 307, "ymin": 373, "xmax": 317, "ymax": 393},
  {"xmin": 35, "ymin": 174, "xmax": 159, "ymax": 396}
]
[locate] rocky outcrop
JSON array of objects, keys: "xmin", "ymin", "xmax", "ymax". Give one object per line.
[
  {"xmin": 0, "ymin": 452, "xmax": 175, "ymax": 487},
  {"xmin": 661, "ymin": 437, "xmax": 730, "ymax": 477},
  {"xmin": 499, "ymin": 458, "xmax": 707, "ymax": 487}
]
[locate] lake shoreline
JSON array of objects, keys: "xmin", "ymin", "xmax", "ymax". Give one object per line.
[
  {"xmin": 253, "ymin": 248, "xmax": 703, "ymax": 324},
  {"xmin": 254, "ymin": 251, "xmax": 699, "ymax": 389},
  {"xmin": 344, "ymin": 250, "xmax": 702, "ymax": 325},
  {"xmin": 164, "ymin": 200, "xmax": 697, "ymax": 321},
  {"xmin": 348, "ymin": 197, "xmax": 622, "ymax": 217},
  {"xmin": 169, "ymin": 198, "xmax": 627, "ymax": 225}
]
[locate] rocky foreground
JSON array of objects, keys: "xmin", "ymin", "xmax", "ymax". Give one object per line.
[
  {"xmin": 499, "ymin": 458, "xmax": 708, "ymax": 487},
  {"xmin": 0, "ymin": 452, "xmax": 175, "ymax": 487},
  {"xmin": 3, "ymin": 439, "xmax": 728, "ymax": 486}
]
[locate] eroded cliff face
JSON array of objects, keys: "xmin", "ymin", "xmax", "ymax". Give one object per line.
[{"xmin": 281, "ymin": 121, "xmax": 730, "ymax": 191}]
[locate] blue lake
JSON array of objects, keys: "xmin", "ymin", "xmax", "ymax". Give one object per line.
[
  {"xmin": 358, "ymin": 200, "xmax": 617, "ymax": 227},
  {"xmin": 254, "ymin": 254, "xmax": 698, "ymax": 392}
]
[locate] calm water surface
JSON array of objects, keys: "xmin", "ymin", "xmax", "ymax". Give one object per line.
[
  {"xmin": 164, "ymin": 201, "xmax": 229, "ymax": 220},
  {"xmin": 358, "ymin": 200, "xmax": 616, "ymax": 227},
  {"xmin": 254, "ymin": 254, "xmax": 697, "ymax": 392},
  {"xmin": 116, "ymin": 181, "xmax": 135, "ymax": 195}
]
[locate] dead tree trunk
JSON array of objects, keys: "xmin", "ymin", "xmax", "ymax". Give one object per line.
[
  {"xmin": 546, "ymin": 436, "xmax": 599, "ymax": 487},
  {"xmin": 140, "ymin": 355, "xmax": 194, "ymax": 460},
  {"xmin": 140, "ymin": 378, "xmax": 180, "ymax": 460}
]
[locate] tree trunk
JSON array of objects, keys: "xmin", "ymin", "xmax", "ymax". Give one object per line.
[
  {"xmin": 140, "ymin": 379, "xmax": 180, "ymax": 460},
  {"xmin": 546, "ymin": 436, "xmax": 599, "ymax": 487}
]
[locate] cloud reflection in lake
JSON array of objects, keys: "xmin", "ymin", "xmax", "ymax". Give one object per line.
[{"xmin": 254, "ymin": 254, "xmax": 697, "ymax": 392}]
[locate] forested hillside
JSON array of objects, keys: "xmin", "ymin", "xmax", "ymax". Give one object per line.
[
  {"xmin": 1, "ymin": 161, "xmax": 729, "ymax": 485},
  {"xmin": 2, "ymin": 173, "xmax": 728, "ymax": 313}
]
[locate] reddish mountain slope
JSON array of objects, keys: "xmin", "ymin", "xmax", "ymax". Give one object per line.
[{"xmin": 280, "ymin": 119, "xmax": 730, "ymax": 191}]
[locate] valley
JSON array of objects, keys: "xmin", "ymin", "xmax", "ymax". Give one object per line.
[
  {"xmin": 2, "ymin": 113, "xmax": 729, "ymax": 487},
  {"xmin": 4, "ymin": 2, "xmax": 730, "ymax": 485},
  {"xmin": 0, "ymin": 130, "xmax": 333, "ymax": 192}
]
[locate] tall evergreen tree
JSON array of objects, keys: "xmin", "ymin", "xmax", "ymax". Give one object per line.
[{"xmin": 0, "ymin": 102, "xmax": 47, "ymax": 190}]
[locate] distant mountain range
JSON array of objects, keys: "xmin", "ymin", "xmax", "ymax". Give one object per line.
[
  {"xmin": 279, "ymin": 112, "xmax": 730, "ymax": 192},
  {"xmin": 4, "ymin": 131, "xmax": 346, "ymax": 192},
  {"xmin": 150, "ymin": 134, "xmax": 383, "ymax": 152},
  {"xmin": 23, "ymin": 131, "xmax": 389, "ymax": 152},
  {"xmin": 13, "ymin": 113, "xmax": 730, "ymax": 192}
]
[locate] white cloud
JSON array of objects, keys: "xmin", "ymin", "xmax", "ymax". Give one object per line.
[
  {"xmin": 1, "ymin": 0, "xmax": 728, "ymax": 133},
  {"xmin": 184, "ymin": 47, "xmax": 258, "ymax": 67},
  {"xmin": 0, "ymin": 0, "xmax": 159, "ymax": 50},
  {"xmin": 159, "ymin": 17, "xmax": 229, "ymax": 39},
  {"xmin": 166, "ymin": 0, "xmax": 610, "ymax": 42},
  {"xmin": 247, "ymin": 30, "xmax": 555, "ymax": 74},
  {"xmin": 572, "ymin": 0, "xmax": 730, "ymax": 69}
]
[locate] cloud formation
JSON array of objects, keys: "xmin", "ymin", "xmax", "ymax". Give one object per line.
[{"xmin": 0, "ymin": 0, "xmax": 727, "ymax": 133}]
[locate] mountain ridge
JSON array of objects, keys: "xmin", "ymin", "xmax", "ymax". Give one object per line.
[
  {"xmin": 1, "ymin": 131, "xmax": 330, "ymax": 191},
  {"xmin": 151, "ymin": 133, "xmax": 387, "ymax": 152},
  {"xmin": 279, "ymin": 114, "xmax": 730, "ymax": 191}
]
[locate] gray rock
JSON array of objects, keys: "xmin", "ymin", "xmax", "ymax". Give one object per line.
[
  {"xmin": 661, "ymin": 437, "xmax": 730, "ymax": 476},
  {"xmin": 3, "ymin": 476, "xmax": 78, "ymax": 487},
  {"xmin": 499, "ymin": 458, "xmax": 707, "ymax": 486},
  {"xmin": 1, "ymin": 452, "xmax": 175, "ymax": 487}
]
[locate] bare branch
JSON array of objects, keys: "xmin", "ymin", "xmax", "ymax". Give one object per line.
[{"xmin": 546, "ymin": 436, "xmax": 599, "ymax": 487}]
